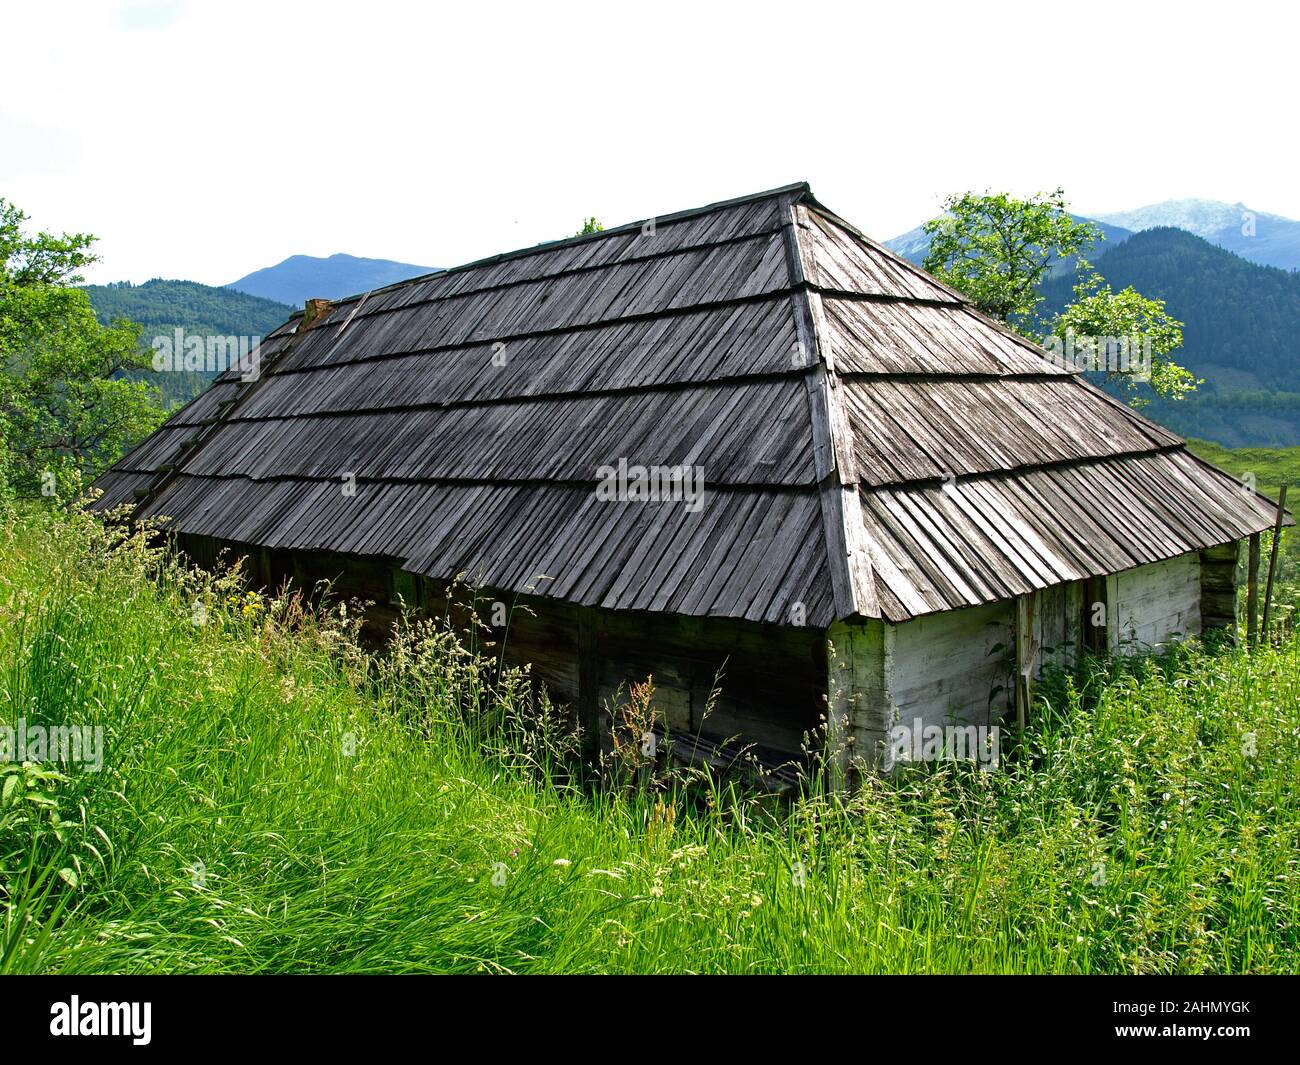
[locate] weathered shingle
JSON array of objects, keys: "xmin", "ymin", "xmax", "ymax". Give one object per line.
[{"xmin": 859, "ymin": 450, "xmax": 1282, "ymax": 621}]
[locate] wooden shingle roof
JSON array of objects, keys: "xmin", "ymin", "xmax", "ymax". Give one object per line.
[{"xmin": 93, "ymin": 183, "xmax": 1289, "ymax": 625}]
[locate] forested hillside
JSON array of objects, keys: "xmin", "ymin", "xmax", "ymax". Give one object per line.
[
  {"xmin": 1095, "ymin": 199, "xmax": 1300, "ymax": 271},
  {"xmin": 1041, "ymin": 229, "xmax": 1300, "ymax": 446},
  {"xmin": 83, "ymin": 280, "xmax": 293, "ymax": 406}
]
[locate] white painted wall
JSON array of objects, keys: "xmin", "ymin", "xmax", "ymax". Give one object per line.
[
  {"xmin": 829, "ymin": 552, "xmax": 1208, "ymax": 777},
  {"xmin": 1108, "ymin": 552, "xmax": 1202, "ymax": 653},
  {"xmin": 886, "ymin": 600, "xmax": 1015, "ymax": 736},
  {"xmin": 830, "ymin": 600, "xmax": 1013, "ymax": 773}
]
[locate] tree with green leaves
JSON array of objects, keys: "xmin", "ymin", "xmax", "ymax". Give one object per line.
[
  {"xmin": 0, "ymin": 198, "xmax": 165, "ymax": 500},
  {"xmin": 1049, "ymin": 267, "xmax": 1198, "ymax": 403},
  {"xmin": 923, "ymin": 189, "xmax": 1099, "ymax": 324},
  {"xmin": 576, "ymin": 217, "xmax": 604, "ymax": 236},
  {"xmin": 922, "ymin": 189, "xmax": 1192, "ymax": 402}
]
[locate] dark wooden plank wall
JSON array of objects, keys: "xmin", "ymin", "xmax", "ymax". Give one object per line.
[
  {"xmin": 589, "ymin": 609, "xmax": 825, "ymax": 755},
  {"xmin": 426, "ymin": 584, "xmax": 826, "ymax": 758},
  {"xmin": 178, "ymin": 533, "xmax": 824, "ymax": 760},
  {"xmin": 1199, "ymin": 540, "xmax": 1242, "ymax": 637}
]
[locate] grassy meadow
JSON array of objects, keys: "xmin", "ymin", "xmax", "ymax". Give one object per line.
[
  {"xmin": 1185, "ymin": 439, "xmax": 1299, "ymax": 625},
  {"xmin": 1, "ymin": 502, "xmax": 1299, "ymax": 974},
  {"xmin": 1184, "ymin": 440, "xmax": 1300, "ymax": 500},
  {"xmin": 1186, "ymin": 438, "xmax": 1298, "ymax": 566}
]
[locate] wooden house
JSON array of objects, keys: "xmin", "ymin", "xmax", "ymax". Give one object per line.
[{"xmin": 92, "ymin": 183, "xmax": 1291, "ymax": 780}]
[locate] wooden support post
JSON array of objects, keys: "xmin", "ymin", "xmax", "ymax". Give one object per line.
[
  {"xmin": 825, "ymin": 623, "xmax": 854, "ymax": 791},
  {"xmin": 1261, "ymin": 485, "xmax": 1290, "ymax": 643},
  {"xmin": 1014, "ymin": 593, "xmax": 1039, "ymax": 739},
  {"xmin": 1247, "ymin": 533, "xmax": 1261, "ymax": 646},
  {"xmin": 577, "ymin": 608, "xmax": 600, "ymax": 763}
]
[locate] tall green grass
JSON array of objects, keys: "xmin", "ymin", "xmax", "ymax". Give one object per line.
[{"xmin": 1, "ymin": 504, "xmax": 1298, "ymax": 973}]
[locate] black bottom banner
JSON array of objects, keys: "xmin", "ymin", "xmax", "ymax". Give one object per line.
[{"xmin": 1, "ymin": 974, "xmax": 1290, "ymax": 1051}]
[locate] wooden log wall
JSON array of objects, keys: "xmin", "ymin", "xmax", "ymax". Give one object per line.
[
  {"xmin": 411, "ymin": 585, "xmax": 826, "ymax": 757},
  {"xmin": 172, "ymin": 532, "xmax": 1245, "ymax": 784},
  {"xmin": 1200, "ymin": 540, "xmax": 1243, "ymax": 640},
  {"xmin": 176, "ymin": 534, "xmax": 827, "ymax": 763},
  {"xmin": 580, "ymin": 607, "xmax": 825, "ymax": 758}
]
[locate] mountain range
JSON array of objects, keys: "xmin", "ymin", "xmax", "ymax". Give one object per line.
[
  {"xmin": 227, "ymin": 252, "xmax": 439, "ymax": 306},
  {"xmin": 1093, "ymin": 200, "xmax": 1300, "ymax": 272},
  {"xmin": 885, "ymin": 198, "xmax": 1300, "ymax": 273}
]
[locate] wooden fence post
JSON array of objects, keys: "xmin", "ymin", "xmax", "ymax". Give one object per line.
[
  {"xmin": 1247, "ymin": 533, "xmax": 1261, "ymax": 646},
  {"xmin": 1015, "ymin": 593, "xmax": 1039, "ymax": 739},
  {"xmin": 1261, "ymin": 485, "xmax": 1290, "ymax": 643}
]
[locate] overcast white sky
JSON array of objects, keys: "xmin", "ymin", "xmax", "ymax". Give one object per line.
[{"xmin": 3, "ymin": 0, "xmax": 1297, "ymax": 285}]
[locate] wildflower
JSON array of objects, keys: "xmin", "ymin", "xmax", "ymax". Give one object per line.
[{"xmin": 552, "ymin": 858, "xmax": 571, "ymax": 868}]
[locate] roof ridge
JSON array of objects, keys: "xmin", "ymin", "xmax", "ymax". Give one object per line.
[
  {"xmin": 799, "ymin": 200, "xmax": 972, "ymax": 305},
  {"xmin": 778, "ymin": 191, "xmax": 880, "ymax": 621},
  {"xmin": 319, "ymin": 182, "xmax": 814, "ymax": 307}
]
